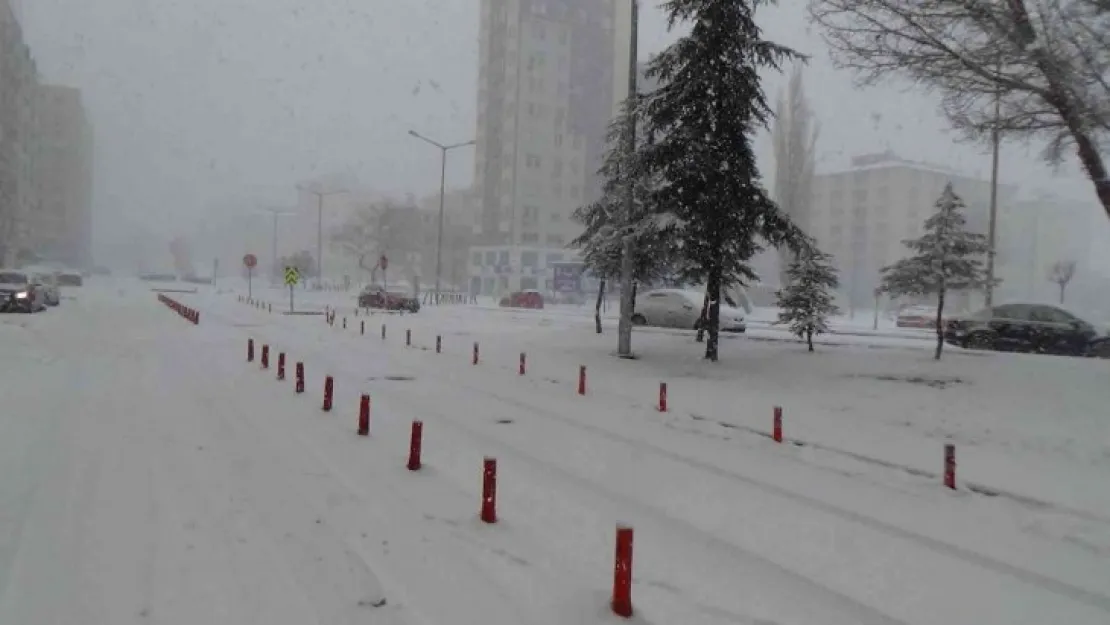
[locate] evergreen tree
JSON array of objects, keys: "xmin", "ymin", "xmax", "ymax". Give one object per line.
[
  {"xmin": 572, "ymin": 95, "xmax": 678, "ymax": 334},
  {"xmin": 880, "ymin": 183, "xmax": 994, "ymax": 360},
  {"xmin": 776, "ymin": 246, "xmax": 840, "ymax": 352},
  {"xmin": 641, "ymin": 0, "xmax": 806, "ymax": 362}
]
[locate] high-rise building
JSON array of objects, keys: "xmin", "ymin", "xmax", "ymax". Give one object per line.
[
  {"xmin": 0, "ymin": 0, "xmax": 39, "ymax": 266},
  {"xmin": 469, "ymin": 0, "xmax": 630, "ymax": 296},
  {"xmin": 808, "ymin": 151, "xmax": 1009, "ymax": 311},
  {"xmin": 30, "ymin": 84, "xmax": 94, "ymax": 267}
]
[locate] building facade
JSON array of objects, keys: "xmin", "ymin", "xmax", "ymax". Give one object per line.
[
  {"xmin": 470, "ymin": 0, "xmax": 630, "ymax": 296},
  {"xmin": 0, "ymin": 0, "xmax": 38, "ymax": 266},
  {"xmin": 808, "ymin": 151, "xmax": 1007, "ymax": 311},
  {"xmin": 30, "ymin": 84, "xmax": 94, "ymax": 267}
]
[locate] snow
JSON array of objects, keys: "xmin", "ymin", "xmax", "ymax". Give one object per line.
[{"xmin": 2, "ymin": 278, "xmax": 1109, "ymax": 624}]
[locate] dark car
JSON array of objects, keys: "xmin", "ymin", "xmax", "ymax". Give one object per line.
[
  {"xmin": 499, "ymin": 290, "xmax": 545, "ymax": 309},
  {"xmin": 945, "ymin": 302, "xmax": 1110, "ymax": 358},
  {"xmin": 0, "ymin": 270, "xmax": 46, "ymax": 313},
  {"xmin": 358, "ymin": 285, "xmax": 420, "ymax": 313}
]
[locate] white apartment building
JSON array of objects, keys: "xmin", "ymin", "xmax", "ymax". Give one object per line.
[
  {"xmin": 470, "ymin": 0, "xmax": 630, "ymax": 296},
  {"xmin": 0, "ymin": 0, "xmax": 39, "ymax": 265},
  {"xmin": 808, "ymin": 151, "xmax": 1009, "ymax": 310}
]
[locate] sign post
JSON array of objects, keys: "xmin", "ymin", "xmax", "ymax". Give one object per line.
[
  {"xmin": 243, "ymin": 254, "xmax": 257, "ymax": 299},
  {"xmin": 284, "ymin": 266, "xmax": 300, "ymax": 312}
]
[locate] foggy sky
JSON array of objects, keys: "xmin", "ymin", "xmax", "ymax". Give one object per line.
[{"xmin": 14, "ymin": 0, "xmax": 1104, "ymax": 268}]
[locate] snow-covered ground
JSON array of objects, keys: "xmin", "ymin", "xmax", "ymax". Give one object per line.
[{"xmin": 1, "ymin": 278, "xmax": 1109, "ymax": 624}]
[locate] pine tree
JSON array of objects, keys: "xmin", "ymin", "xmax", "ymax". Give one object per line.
[
  {"xmin": 776, "ymin": 246, "xmax": 840, "ymax": 352},
  {"xmin": 572, "ymin": 95, "xmax": 677, "ymax": 334},
  {"xmin": 880, "ymin": 183, "xmax": 994, "ymax": 360},
  {"xmin": 641, "ymin": 0, "xmax": 806, "ymax": 362}
]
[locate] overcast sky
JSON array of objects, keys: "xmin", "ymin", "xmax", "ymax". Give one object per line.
[{"xmin": 14, "ymin": 0, "xmax": 1104, "ymax": 268}]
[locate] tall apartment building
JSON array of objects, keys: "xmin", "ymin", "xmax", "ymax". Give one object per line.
[
  {"xmin": 469, "ymin": 0, "xmax": 630, "ymax": 296},
  {"xmin": 808, "ymin": 151, "xmax": 1007, "ymax": 311},
  {"xmin": 30, "ymin": 84, "xmax": 94, "ymax": 267},
  {"xmin": 0, "ymin": 0, "xmax": 38, "ymax": 265}
]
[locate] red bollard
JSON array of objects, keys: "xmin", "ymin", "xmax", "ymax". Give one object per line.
[
  {"xmin": 357, "ymin": 394, "xmax": 370, "ymax": 436},
  {"xmin": 435, "ymin": 335, "xmax": 441, "ymax": 354},
  {"xmin": 944, "ymin": 444, "xmax": 956, "ymax": 489},
  {"xmin": 406, "ymin": 329, "xmax": 411, "ymax": 347},
  {"xmin": 277, "ymin": 353, "xmax": 286, "ymax": 380},
  {"xmin": 407, "ymin": 421, "xmax": 423, "ymax": 471},
  {"xmin": 323, "ymin": 376, "xmax": 333, "ymax": 412},
  {"xmin": 578, "ymin": 365, "xmax": 587, "ymax": 395},
  {"xmin": 480, "ymin": 457, "xmax": 497, "ymax": 523},
  {"xmin": 473, "ymin": 342, "xmax": 480, "ymax": 365},
  {"xmin": 773, "ymin": 406, "xmax": 783, "ymax": 443},
  {"xmin": 611, "ymin": 525, "xmax": 635, "ymax": 618},
  {"xmin": 295, "ymin": 362, "xmax": 305, "ymax": 393},
  {"xmin": 343, "ymin": 317, "xmax": 347, "ymax": 329},
  {"xmin": 268, "ymin": 303, "xmax": 271, "ymax": 313},
  {"xmin": 193, "ymin": 311, "xmax": 200, "ymax": 324},
  {"xmin": 360, "ymin": 320, "xmax": 365, "ymax": 335},
  {"xmin": 247, "ymin": 339, "xmax": 255, "ymax": 362},
  {"xmin": 381, "ymin": 324, "xmax": 386, "ymax": 340},
  {"xmin": 519, "ymin": 352, "xmax": 526, "ymax": 375},
  {"xmin": 261, "ymin": 345, "xmax": 270, "ymax": 369},
  {"xmin": 658, "ymin": 382, "xmax": 668, "ymax": 412}
]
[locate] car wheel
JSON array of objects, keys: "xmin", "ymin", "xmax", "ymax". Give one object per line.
[{"xmin": 631, "ymin": 314, "xmax": 647, "ymax": 326}]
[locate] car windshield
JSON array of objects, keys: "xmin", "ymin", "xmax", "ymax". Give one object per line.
[{"xmin": 0, "ymin": 272, "xmax": 28, "ymax": 284}]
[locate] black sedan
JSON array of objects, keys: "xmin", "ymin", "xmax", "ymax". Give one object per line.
[
  {"xmin": 945, "ymin": 302, "xmax": 1110, "ymax": 358},
  {"xmin": 358, "ymin": 285, "xmax": 420, "ymax": 313}
]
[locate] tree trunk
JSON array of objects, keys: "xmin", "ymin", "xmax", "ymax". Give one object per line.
[
  {"xmin": 630, "ymin": 281, "xmax": 638, "ymax": 315},
  {"xmin": 705, "ymin": 268, "xmax": 722, "ymax": 362},
  {"xmin": 806, "ymin": 327, "xmax": 814, "ymax": 352},
  {"xmin": 1058, "ymin": 282, "xmax": 1066, "ymax": 304},
  {"xmin": 594, "ymin": 278, "xmax": 606, "ymax": 334},
  {"xmin": 695, "ymin": 291, "xmax": 709, "ymax": 342},
  {"xmin": 934, "ymin": 287, "xmax": 946, "ymax": 361}
]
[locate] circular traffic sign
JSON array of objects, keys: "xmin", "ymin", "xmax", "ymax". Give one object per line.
[
  {"xmin": 379, "ymin": 255, "xmax": 388, "ymax": 270},
  {"xmin": 243, "ymin": 253, "xmax": 257, "ymax": 269}
]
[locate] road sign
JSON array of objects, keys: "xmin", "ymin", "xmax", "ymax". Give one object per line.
[
  {"xmin": 379, "ymin": 255, "xmax": 389, "ymax": 271},
  {"xmin": 243, "ymin": 254, "xmax": 257, "ymax": 269},
  {"xmin": 284, "ymin": 266, "xmax": 300, "ymax": 286}
]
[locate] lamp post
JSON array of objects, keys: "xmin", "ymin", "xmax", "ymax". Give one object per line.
[
  {"xmin": 296, "ymin": 185, "xmax": 347, "ymax": 287},
  {"xmin": 408, "ymin": 130, "xmax": 474, "ymax": 305},
  {"xmin": 257, "ymin": 208, "xmax": 298, "ymax": 282}
]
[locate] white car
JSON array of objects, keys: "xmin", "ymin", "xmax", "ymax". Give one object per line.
[
  {"xmin": 33, "ymin": 273, "xmax": 61, "ymax": 306},
  {"xmin": 632, "ymin": 288, "xmax": 747, "ymax": 332}
]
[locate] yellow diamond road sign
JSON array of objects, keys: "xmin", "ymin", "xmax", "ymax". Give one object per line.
[{"xmin": 284, "ymin": 266, "xmax": 299, "ymax": 286}]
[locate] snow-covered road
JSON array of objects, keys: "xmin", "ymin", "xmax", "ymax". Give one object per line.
[{"xmin": 1, "ymin": 281, "xmax": 1108, "ymax": 624}]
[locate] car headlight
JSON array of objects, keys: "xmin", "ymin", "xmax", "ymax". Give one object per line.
[{"xmin": 15, "ymin": 291, "xmax": 28, "ymax": 299}]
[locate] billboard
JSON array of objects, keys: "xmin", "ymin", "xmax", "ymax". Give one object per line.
[{"xmin": 551, "ymin": 261, "xmax": 585, "ymax": 294}]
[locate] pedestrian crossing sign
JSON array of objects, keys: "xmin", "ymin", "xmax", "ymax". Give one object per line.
[{"xmin": 284, "ymin": 266, "xmax": 300, "ymax": 286}]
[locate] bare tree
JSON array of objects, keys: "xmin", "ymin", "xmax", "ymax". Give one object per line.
[
  {"xmin": 772, "ymin": 65, "xmax": 820, "ymax": 287},
  {"xmin": 809, "ymin": 0, "xmax": 1110, "ymax": 220},
  {"xmin": 331, "ymin": 198, "xmax": 422, "ymax": 282},
  {"xmin": 1048, "ymin": 259, "xmax": 1078, "ymax": 303}
]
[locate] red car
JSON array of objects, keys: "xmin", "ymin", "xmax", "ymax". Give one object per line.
[{"xmin": 499, "ymin": 290, "xmax": 544, "ymax": 309}]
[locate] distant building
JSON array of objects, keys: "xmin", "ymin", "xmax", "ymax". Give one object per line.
[
  {"xmin": 808, "ymin": 150, "xmax": 1011, "ymax": 311},
  {"xmin": 29, "ymin": 84, "xmax": 94, "ymax": 267},
  {"xmin": 412, "ymin": 188, "xmax": 476, "ymax": 292},
  {"xmin": 470, "ymin": 0, "xmax": 631, "ymax": 295}
]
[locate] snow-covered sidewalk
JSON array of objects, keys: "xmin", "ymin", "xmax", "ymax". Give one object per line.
[{"xmin": 182, "ymin": 288, "xmax": 1110, "ymax": 624}]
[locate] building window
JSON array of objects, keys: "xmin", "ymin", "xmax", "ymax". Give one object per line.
[
  {"xmin": 485, "ymin": 251, "xmax": 497, "ymax": 265},
  {"xmin": 546, "ymin": 253, "xmax": 564, "ymax": 265},
  {"xmin": 497, "ymin": 250, "xmax": 509, "ymax": 265},
  {"xmin": 521, "ymin": 251, "xmax": 538, "ymax": 267},
  {"xmin": 526, "ymin": 154, "xmax": 542, "ymax": 168},
  {"xmin": 546, "ymin": 234, "xmax": 565, "ymax": 246},
  {"xmin": 522, "ymin": 232, "xmax": 540, "ymax": 243}
]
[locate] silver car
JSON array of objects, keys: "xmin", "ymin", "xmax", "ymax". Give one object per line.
[
  {"xmin": 34, "ymin": 273, "xmax": 61, "ymax": 306},
  {"xmin": 632, "ymin": 288, "xmax": 748, "ymax": 332}
]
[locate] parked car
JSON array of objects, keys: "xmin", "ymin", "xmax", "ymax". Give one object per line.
[
  {"xmin": 945, "ymin": 302, "xmax": 1110, "ymax": 357},
  {"xmin": 33, "ymin": 273, "xmax": 61, "ymax": 306},
  {"xmin": 56, "ymin": 271, "xmax": 84, "ymax": 287},
  {"xmin": 358, "ymin": 285, "xmax": 420, "ymax": 312},
  {"xmin": 896, "ymin": 305, "xmax": 942, "ymax": 328},
  {"xmin": 499, "ymin": 290, "xmax": 545, "ymax": 309},
  {"xmin": 0, "ymin": 270, "xmax": 47, "ymax": 313},
  {"xmin": 632, "ymin": 288, "xmax": 747, "ymax": 333}
]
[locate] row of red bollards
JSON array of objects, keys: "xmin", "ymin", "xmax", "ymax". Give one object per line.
[
  {"xmin": 238, "ymin": 295, "xmax": 272, "ymax": 313},
  {"xmin": 244, "ymin": 334, "xmax": 637, "ymax": 617},
  {"xmin": 157, "ymin": 293, "xmax": 199, "ymax": 324},
  {"xmin": 335, "ymin": 321, "xmax": 963, "ymax": 494}
]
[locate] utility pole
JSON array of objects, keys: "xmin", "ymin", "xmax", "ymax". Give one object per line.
[
  {"xmin": 408, "ymin": 130, "xmax": 475, "ymax": 305},
  {"xmin": 258, "ymin": 208, "xmax": 297, "ymax": 282},
  {"xmin": 297, "ymin": 185, "xmax": 347, "ymax": 287},
  {"xmin": 985, "ymin": 60, "xmax": 1003, "ymax": 308},
  {"xmin": 617, "ymin": 0, "xmax": 639, "ymax": 359}
]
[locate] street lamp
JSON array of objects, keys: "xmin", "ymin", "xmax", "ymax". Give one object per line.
[
  {"xmin": 256, "ymin": 207, "xmax": 298, "ymax": 282},
  {"xmin": 408, "ymin": 129, "xmax": 475, "ymax": 305},
  {"xmin": 296, "ymin": 184, "xmax": 348, "ymax": 286}
]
